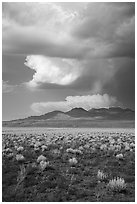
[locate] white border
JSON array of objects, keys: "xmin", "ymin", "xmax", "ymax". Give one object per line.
[{"xmin": 1, "ymin": 1, "xmax": 136, "ymax": 204}]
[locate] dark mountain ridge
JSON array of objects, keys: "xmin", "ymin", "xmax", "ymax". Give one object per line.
[
  {"xmin": 27, "ymin": 110, "xmax": 64, "ymax": 120},
  {"xmin": 3, "ymin": 107, "xmax": 134, "ymax": 123},
  {"xmin": 66, "ymin": 108, "xmax": 91, "ymax": 118}
]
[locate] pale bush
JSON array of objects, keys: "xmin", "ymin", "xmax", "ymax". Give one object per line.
[
  {"xmin": 130, "ymin": 142, "xmax": 135, "ymax": 148},
  {"xmin": 7, "ymin": 153, "xmax": 14, "ymax": 159},
  {"xmin": 84, "ymin": 144, "xmax": 90, "ymax": 149},
  {"xmin": 37, "ymin": 155, "xmax": 47, "ymax": 163},
  {"xmin": 97, "ymin": 170, "xmax": 107, "ymax": 181},
  {"xmin": 107, "ymin": 177, "xmax": 127, "ymax": 192},
  {"xmin": 100, "ymin": 144, "xmax": 107, "ymax": 151},
  {"xmin": 17, "ymin": 146, "xmax": 24, "ymax": 152},
  {"xmin": 74, "ymin": 149, "xmax": 83, "ymax": 155},
  {"xmin": 66, "ymin": 148, "xmax": 82, "ymax": 155},
  {"xmin": 39, "ymin": 161, "xmax": 49, "ymax": 171},
  {"xmin": 41, "ymin": 145, "xmax": 48, "ymax": 152},
  {"xmin": 16, "ymin": 154, "xmax": 25, "ymax": 162},
  {"xmin": 5, "ymin": 148, "xmax": 12, "ymax": 153},
  {"xmin": 34, "ymin": 142, "xmax": 41, "ymax": 147},
  {"xmin": 52, "ymin": 149, "xmax": 61, "ymax": 155},
  {"xmin": 116, "ymin": 153, "xmax": 123, "ymax": 159},
  {"xmin": 69, "ymin": 157, "xmax": 78, "ymax": 166},
  {"xmin": 66, "ymin": 148, "xmax": 74, "ymax": 153},
  {"xmin": 79, "ymin": 146, "xmax": 84, "ymax": 151}
]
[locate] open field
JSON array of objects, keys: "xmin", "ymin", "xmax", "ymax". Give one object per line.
[
  {"xmin": 2, "ymin": 128, "xmax": 135, "ymax": 202},
  {"xmin": 2, "ymin": 119, "xmax": 135, "ymax": 128}
]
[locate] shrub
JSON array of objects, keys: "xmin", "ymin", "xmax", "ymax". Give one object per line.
[
  {"xmin": 39, "ymin": 161, "xmax": 50, "ymax": 171},
  {"xmin": 17, "ymin": 146, "xmax": 24, "ymax": 153},
  {"xmin": 97, "ymin": 170, "xmax": 107, "ymax": 181},
  {"xmin": 16, "ymin": 154, "xmax": 25, "ymax": 162},
  {"xmin": 116, "ymin": 153, "xmax": 124, "ymax": 160},
  {"xmin": 107, "ymin": 177, "xmax": 127, "ymax": 192},
  {"xmin": 69, "ymin": 158, "xmax": 78, "ymax": 166},
  {"xmin": 37, "ymin": 155, "xmax": 47, "ymax": 163}
]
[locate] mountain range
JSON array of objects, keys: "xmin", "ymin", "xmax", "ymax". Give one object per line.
[{"xmin": 3, "ymin": 107, "xmax": 135, "ymax": 127}]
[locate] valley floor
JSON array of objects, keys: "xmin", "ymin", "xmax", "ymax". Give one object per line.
[
  {"xmin": 2, "ymin": 119, "xmax": 135, "ymax": 128},
  {"xmin": 2, "ymin": 128, "xmax": 135, "ymax": 202}
]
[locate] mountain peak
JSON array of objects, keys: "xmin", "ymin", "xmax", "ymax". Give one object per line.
[
  {"xmin": 68, "ymin": 107, "xmax": 87, "ymax": 111},
  {"xmin": 66, "ymin": 107, "xmax": 90, "ymax": 118}
]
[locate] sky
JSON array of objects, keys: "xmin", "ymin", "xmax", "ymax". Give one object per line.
[{"xmin": 2, "ymin": 2, "xmax": 135, "ymax": 120}]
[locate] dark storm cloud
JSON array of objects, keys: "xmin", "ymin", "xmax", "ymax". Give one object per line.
[
  {"xmin": 74, "ymin": 3, "xmax": 134, "ymax": 40},
  {"xmin": 3, "ymin": 2, "xmax": 88, "ymax": 59},
  {"xmin": 3, "ymin": 2, "xmax": 134, "ymax": 59},
  {"xmin": 103, "ymin": 58, "xmax": 135, "ymax": 109},
  {"xmin": 73, "ymin": 2, "xmax": 135, "ymax": 59},
  {"xmin": 2, "ymin": 2, "xmax": 135, "ymax": 110}
]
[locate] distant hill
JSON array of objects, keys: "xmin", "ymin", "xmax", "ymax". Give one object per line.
[
  {"xmin": 88, "ymin": 107, "xmax": 134, "ymax": 120},
  {"xmin": 47, "ymin": 113, "xmax": 73, "ymax": 120},
  {"xmin": 27, "ymin": 111, "xmax": 64, "ymax": 120},
  {"xmin": 2, "ymin": 107, "xmax": 135, "ymax": 127},
  {"xmin": 66, "ymin": 108, "xmax": 91, "ymax": 118}
]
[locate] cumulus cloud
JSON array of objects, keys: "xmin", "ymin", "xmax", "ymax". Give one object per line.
[
  {"xmin": 24, "ymin": 55, "xmax": 82, "ymax": 88},
  {"xmin": 31, "ymin": 94, "xmax": 118, "ymax": 114},
  {"xmin": 24, "ymin": 55, "xmax": 117, "ymax": 91},
  {"xmin": 2, "ymin": 80, "xmax": 17, "ymax": 93}
]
